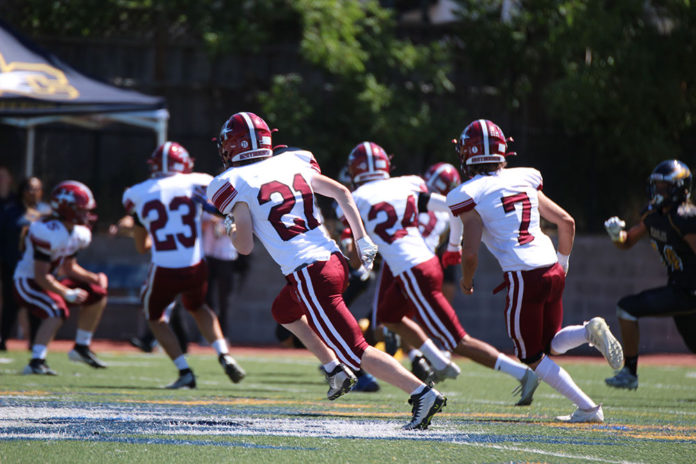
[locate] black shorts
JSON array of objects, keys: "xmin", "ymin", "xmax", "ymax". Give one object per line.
[{"xmin": 618, "ymin": 285, "xmax": 696, "ymax": 353}]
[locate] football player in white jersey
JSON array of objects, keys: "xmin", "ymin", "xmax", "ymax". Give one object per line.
[
  {"xmin": 448, "ymin": 119, "xmax": 624, "ymax": 423},
  {"xmin": 347, "ymin": 141, "xmax": 540, "ymax": 405},
  {"xmin": 121, "ymin": 142, "xmax": 246, "ymax": 389},
  {"xmin": 14, "ymin": 181, "xmax": 108, "ymax": 375},
  {"xmin": 207, "ymin": 112, "xmax": 445, "ymax": 430}
]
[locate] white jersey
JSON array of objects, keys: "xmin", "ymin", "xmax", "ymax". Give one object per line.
[
  {"xmin": 14, "ymin": 218, "xmax": 92, "ymax": 279},
  {"xmin": 418, "ymin": 210, "xmax": 450, "ymax": 253},
  {"xmin": 446, "ymin": 167, "xmax": 557, "ymax": 272},
  {"xmin": 207, "ymin": 149, "xmax": 339, "ymax": 276},
  {"xmin": 352, "ymin": 175, "xmax": 433, "ymax": 275},
  {"xmin": 122, "ymin": 172, "xmax": 212, "ymax": 269}
]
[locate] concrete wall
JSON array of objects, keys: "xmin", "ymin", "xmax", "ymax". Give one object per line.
[{"xmin": 60, "ymin": 234, "xmax": 688, "ymax": 355}]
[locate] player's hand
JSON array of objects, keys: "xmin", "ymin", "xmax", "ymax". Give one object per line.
[
  {"xmin": 604, "ymin": 216, "xmax": 626, "ymax": 242},
  {"xmin": 64, "ymin": 288, "xmax": 88, "ymax": 304},
  {"xmin": 356, "ymin": 236, "xmax": 378, "ymax": 272},
  {"xmin": 96, "ymin": 272, "xmax": 108, "ymax": 289},
  {"xmin": 460, "ymin": 279, "xmax": 474, "ymax": 295},
  {"xmin": 441, "ymin": 244, "xmax": 462, "ymax": 267},
  {"xmin": 224, "ymin": 215, "xmax": 236, "ymax": 236}
]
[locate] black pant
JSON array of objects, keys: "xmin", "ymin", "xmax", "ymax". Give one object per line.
[{"xmin": 618, "ymin": 285, "xmax": 696, "ymax": 353}]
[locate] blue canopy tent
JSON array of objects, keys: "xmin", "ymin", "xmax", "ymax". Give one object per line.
[{"xmin": 0, "ymin": 20, "xmax": 168, "ymax": 176}]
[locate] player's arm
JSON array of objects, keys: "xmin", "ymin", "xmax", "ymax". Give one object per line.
[
  {"xmin": 312, "ymin": 174, "xmax": 367, "ymax": 240},
  {"xmin": 34, "ymin": 259, "xmax": 88, "ymax": 304},
  {"xmin": 420, "ymin": 192, "xmax": 464, "ymax": 260},
  {"xmin": 133, "ymin": 224, "xmax": 152, "ymax": 254},
  {"xmin": 108, "ymin": 214, "xmax": 135, "ymax": 238},
  {"xmin": 61, "ymin": 255, "xmax": 108, "ymax": 289},
  {"xmin": 230, "ymin": 201, "xmax": 254, "ymax": 255},
  {"xmin": 606, "ymin": 219, "xmax": 647, "ymax": 250},
  {"xmin": 311, "ymin": 174, "xmax": 378, "ymax": 270},
  {"xmin": 459, "ymin": 209, "xmax": 483, "ymax": 295},
  {"xmin": 538, "ymin": 191, "xmax": 575, "ymax": 256}
]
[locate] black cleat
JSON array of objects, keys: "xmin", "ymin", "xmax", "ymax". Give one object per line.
[
  {"xmin": 68, "ymin": 344, "xmax": 107, "ymax": 368},
  {"xmin": 219, "ymin": 354, "xmax": 246, "ymax": 383}
]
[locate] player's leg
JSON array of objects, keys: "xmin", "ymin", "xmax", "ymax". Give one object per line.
[
  {"xmin": 292, "ymin": 254, "xmax": 446, "ymax": 429},
  {"xmin": 274, "ymin": 278, "xmax": 357, "ymax": 399},
  {"xmin": 519, "ymin": 266, "xmax": 601, "ymax": 421},
  {"xmin": 62, "ymin": 279, "xmax": 108, "ymax": 368},
  {"xmin": 142, "ymin": 266, "xmax": 195, "ymax": 388},
  {"xmin": 14, "ymin": 277, "xmax": 64, "ymax": 375},
  {"xmin": 183, "ymin": 261, "xmax": 245, "ymax": 384}
]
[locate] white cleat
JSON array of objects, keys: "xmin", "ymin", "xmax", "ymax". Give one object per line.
[
  {"xmin": 432, "ymin": 361, "xmax": 461, "ymax": 383},
  {"xmin": 514, "ymin": 368, "xmax": 540, "ymax": 406},
  {"xmin": 556, "ymin": 404, "xmax": 604, "ymax": 423},
  {"xmin": 585, "ymin": 317, "xmax": 624, "ymax": 370}
]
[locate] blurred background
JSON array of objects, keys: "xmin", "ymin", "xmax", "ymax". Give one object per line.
[{"xmin": 0, "ymin": 0, "xmax": 693, "ymax": 351}]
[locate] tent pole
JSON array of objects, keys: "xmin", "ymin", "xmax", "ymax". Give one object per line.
[{"xmin": 25, "ymin": 126, "xmax": 35, "ymax": 177}]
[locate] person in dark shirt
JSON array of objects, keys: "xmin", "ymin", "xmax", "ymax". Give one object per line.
[
  {"xmin": 1, "ymin": 175, "xmax": 50, "ymax": 350},
  {"xmin": 604, "ymin": 159, "xmax": 696, "ymax": 389}
]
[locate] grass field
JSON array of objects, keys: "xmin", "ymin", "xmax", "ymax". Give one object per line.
[{"xmin": 1, "ymin": 344, "xmax": 695, "ymax": 464}]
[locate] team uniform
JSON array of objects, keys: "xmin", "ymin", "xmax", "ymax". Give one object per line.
[
  {"xmin": 447, "ymin": 167, "xmax": 563, "ymax": 362},
  {"xmin": 618, "ymin": 203, "xmax": 696, "ymax": 351},
  {"xmin": 13, "ymin": 218, "xmax": 106, "ymax": 319},
  {"xmin": 352, "ymin": 175, "xmax": 466, "ymax": 353},
  {"xmin": 122, "ymin": 172, "xmax": 212, "ymax": 321},
  {"xmin": 208, "ymin": 148, "xmax": 368, "ymax": 371}
]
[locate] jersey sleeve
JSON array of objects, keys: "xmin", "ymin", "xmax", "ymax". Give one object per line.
[
  {"xmin": 521, "ymin": 168, "xmax": 543, "ymax": 190},
  {"xmin": 74, "ymin": 226, "xmax": 92, "ymax": 250},
  {"xmin": 446, "ymin": 186, "xmax": 476, "ymax": 216},
  {"xmin": 293, "ymin": 150, "xmax": 322, "ymax": 176},
  {"xmin": 121, "ymin": 186, "xmax": 136, "ymax": 215},
  {"xmin": 674, "ymin": 204, "xmax": 696, "ymax": 235},
  {"xmin": 28, "ymin": 221, "xmax": 56, "ymax": 256},
  {"xmin": 207, "ymin": 174, "xmax": 241, "ymax": 216}
]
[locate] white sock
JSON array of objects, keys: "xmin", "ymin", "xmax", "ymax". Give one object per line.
[
  {"xmin": 211, "ymin": 339, "xmax": 229, "ymax": 356},
  {"xmin": 410, "ymin": 384, "xmax": 426, "ymax": 396},
  {"xmin": 534, "ymin": 356, "xmax": 595, "ymax": 410},
  {"xmin": 550, "ymin": 325, "xmax": 587, "ymax": 354},
  {"xmin": 322, "ymin": 359, "xmax": 340, "ymax": 373},
  {"xmin": 173, "ymin": 355, "xmax": 189, "ymax": 370},
  {"xmin": 494, "ymin": 353, "xmax": 528, "ymax": 381},
  {"xmin": 419, "ymin": 339, "xmax": 450, "ymax": 370},
  {"xmin": 32, "ymin": 344, "xmax": 47, "ymax": 360},
  {"xmin": 408, "ymin": 349, "xmax": 423, "ymax": 362},
  {"xmin": 75, "ymin": 329, "xmax": 93, "ymax": 346}
]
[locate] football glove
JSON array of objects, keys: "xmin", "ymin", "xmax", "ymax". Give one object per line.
[
  {"xmin": 441, "ymin": 244, "xmax": 462, "ymax": 267},
  {"xmin": 223, "ymin": 214, "xmax": 235, "ymax": 236},
  {"xmin": 355, "ymin": 236, "xmax": 378, "ymax": 272},
  {"xmin": 604, "ymin": 216, "xmax": 626, "ymax": 242}
]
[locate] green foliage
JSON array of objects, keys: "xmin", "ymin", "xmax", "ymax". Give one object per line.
[{"xmin": 451, "ymin": 0, "xmax": 696, "ymax": 228}]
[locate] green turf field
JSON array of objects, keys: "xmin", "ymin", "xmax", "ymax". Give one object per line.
[{"xmin": 1, "ymin": 349, "xmax": 694, "ymax": 463}]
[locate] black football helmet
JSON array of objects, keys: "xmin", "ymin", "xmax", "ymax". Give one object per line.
[{"xmin": 648, "ymin": 159, "xmax": 692, "ymax": 207}]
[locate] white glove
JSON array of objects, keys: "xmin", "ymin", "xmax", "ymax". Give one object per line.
[
  {"xmin": 355, "ymin": 236, "xmax": 378, "ymax": 272},
  {"xmin": 223, "ymin": 215, "xmax": 235, "ymax": 236},
  {"xmin": 355, "ymin": 265, "xmax": 371, "ymax": 281},
  {"xmin": 556, "ymin": 251, "xmax": 569, "ymax": 275},
  {"xmin": 64, "ymin": 288, "xmax": 83, "ymax": 303},
  {"xmin": 604, "ymin": 216, "xmax": 626, "ymax": 242}
]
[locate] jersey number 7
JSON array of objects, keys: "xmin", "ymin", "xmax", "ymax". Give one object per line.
[{"xmin": 501, "ymin": 192, "xmax": 534, "ymax": 245}]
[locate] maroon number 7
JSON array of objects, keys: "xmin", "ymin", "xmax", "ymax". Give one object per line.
[{"xmin": 500, "ymin": 192, "xmax": 534, "ymax": 245}]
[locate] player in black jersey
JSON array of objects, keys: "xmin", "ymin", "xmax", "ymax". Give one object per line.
[{"xmin": 603, "ymin": 159, "xmax": 696, "ymax": 389}]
